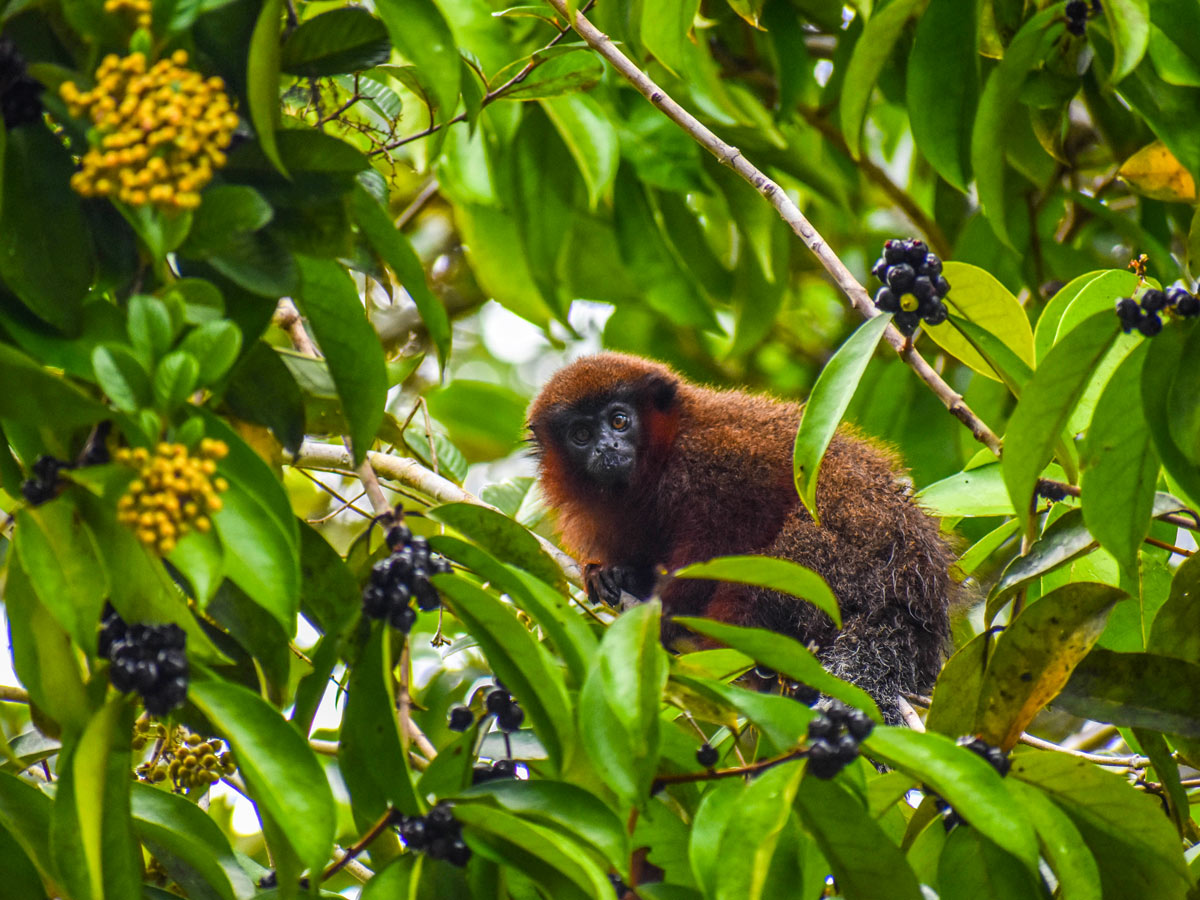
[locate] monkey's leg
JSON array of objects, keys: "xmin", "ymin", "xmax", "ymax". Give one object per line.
[{"xmin": 584, "ymin": 563, "xmax": 656, "ymax": 609}]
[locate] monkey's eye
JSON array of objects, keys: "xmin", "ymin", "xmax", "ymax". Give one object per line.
[
  {"xmin": 569, "ymin": 424, "xmax": 593, "ymax": 446},
  {"xmin": 609, "ymin": 411, "xmax": 630, "ymax": 431}
]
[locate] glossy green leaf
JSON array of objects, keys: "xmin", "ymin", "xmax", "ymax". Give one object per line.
[
  {"xmin": 976, "ymin": 582, "xmax": 1122, "ymax": 750},
  {"xmin": 492, "ymin": 46, "xmax": 605, "ymax": 100},
  {"xmin": 938, "ymin": 826, "xmax": 1043, "ymax": 900},
  {"xmin": 373, "ymin": 0, "xmax": 460, "ymax": 123},
  {"xmin": 280, "ymin": 7, "xmax": 391, "ymax": 76},
  {"xmin": 152, "ymin": 350, "xmax": 200, "ymax": 412},
  {"xmin": 670, "ymin": 673, "xmax": 813, "ymax": 752},
  {"xmin": 864, "ymin": 727, "xmax": 1039, "ymax": 869},
  {"xmin": 434, "ymin": 574, "xmax": 575, "ymax": 771},
  {"xmin": 1034, "ymin": 270, "xmax": 1138, "ymax": 363},
  {"xmin": 1056, "ymin": 648, "xmax": 1200, "ymax": 736},
  {"xmin": 673, "ymin": 617, "xmax": 882, "ymax": 721},
  {"xmin": 1005, "ymin": 778, "xmax": 1101, "ymax": 900},
  {"xmin": 1142, "ymin": 323, "xmax": 1200, "ymax": 509},
  {"xmin": 1102, "ymin": 0, "xmax": 1150, "ymax": 83},
  {"xmin": 971, "ymin": 6, "xmax": 1063, "ymax": 246},
  {"xmin": 190, "ymin": 678, "xmax": 336, "ymax": 873},
  {"xmin": 579, "ymin": 602, "xmax": 669, "ymax": 805},
  {"xmin": 1003, "ymin": 310, "xmax": 1120, "ymax": 532},
  {"xmin": 178, "ymin": 320, "xmax": 243, "ymax": 386},
  {"xmin": 1011, "ymin": 752, "xmax": 1191, "ymax": 899},
  {"xmin": 340, "ymin": 627, "xmax": 422, "ymax": 821},
  {"xmin": 349, "ymin": 183, "xmax": 450, "ymax": 370},
  {"xmin": 1147, "ymin": 553, "xmax": 1200, "ymax": 664},
  {"xmin": 224, "ymin": 342, "xmax": 305, "ymax": 454},
  {"xmin": 906, "ymin": 0, "xmax": 977, "ymax": 190},
  {"xmin": 795, "ymin": 774, "xmax": 922, "ymax": 900},
  {"xmin": 640, "ymin": 0, "xmax": 701, "ymax": 74},
  {"xmin": 541, "ymin": 93, "xmax": 619, "ymax": 209},
  {"xmin": 426, "ymin": 502, "xmax": 564, "ymax": 590},
  {"xmin": 715, "ymin": 761, "xmax": 806, "ymax": 900},
  {"xmin": 294, "ymin": 254, "xmax": 388, "ymax": 464},
  {"xmin": 182, "ymin": 186, "xmax": 274, "ymax": 258},
  {"xmin": 916, "ymin": 462, "xmax": 1013, "ymax": 517},
  {"xmin": 923, "ymin": 262, "xmax": 1034, "ymax": 380},
  {"xmin": 673, "ymin": 555, "xmax": 840, "ymax": 627},
  {"xmin": 925, "ymin": 631, "xmax": 989, "ymax": 738},
  {"xmin": 246, "ymin": 0, "xmax": 287, "ymax": 176},
  {"xmin": 212, "ymin": 482, "xmax": 299, "ymax": 630},
  {"xmin": 127, "ymin": 294, "xmax": 176, "ymax": 365},
  {"xmin": 131, "ymin": 783, "xmax": 256, "ymax": 900},
  {"xmin": 840, "ymin": 0, "xmax": 926, "ymax": 159},
  {"xmin": 92, "ymin": 344, "xmax": 152, "ymax": 414},
  {"xmin": 0, "ymin": 768, "xmax": 55, "ymax": 887},
  {"xmin": 794, "ymin": 314, "xmax": 891, "ymax": 522},
  {"xmin": 1080, "ymin": 343, "xmax": 1157, "ymax": 574},
  {"xmin": 297, "ymin": 518, "xmax": 362, "ymax": 636}
]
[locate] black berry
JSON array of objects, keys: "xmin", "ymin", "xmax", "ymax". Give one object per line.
[
  {"xmin": 846, "ymin": 708, "xmax": 875, "ymax": 741},
  {"xmin": 101, "ymin": 610, "xmax": 189, "ymax": 716},
  {"xmin": 362, "ymin": 508, "xmax": 452, "ymax": 631},
  {"xmin": 807, "ymin": 739, "xmax": 842, "ymax": 779},
  {"xmin": 1177, "ymin": 293, "xmax": 1200, "ymax": 317},
  {"xmin": 1137, "ymin": 312, "xmax": 1163, "ymax": 337},
  {"xmin": 894, "ymin": 310, "xmax": 921, "ymax": 336},
  {"xmin": 886, "ymin": 263, "xmax": 915, "ymax": 294},
  {"xmin": 696, "ymin": 743, "xmax": 719, "ymax": 768},
  {"xmin": 1140, "ymin": 288, "xmax": 1168, "ymax": 313},
  {"xmin": 874, "ymin": 286, "xmax": 900, "ymax": 313},
  {"xmin": 957, "ymin": 736, "xmax": 1010, "ymax": 777},
  {"xmin": 448, "ymin": 706, "xmax": 474, "ymax": 732},
  {"xmin": 486, "ymin": 688, "xmax": 512, "ymax": 716},
  {"xmin": 1065, "ymin": 0, "xmax": 1088, "ymax": 35},
  {"xmin": 922, "ymin": 253, "xmax": 942, "ymax": 276},
  {"xmin": 496, "ymin": 702, "xmax": 524, "ymax": 733},
  {"xmin": 833, "ymin": 734, "xmax": 860, "ymax": 764},
  {"xmin": 807, "ymin": 715, "xmax": 836, "ymax": 741},
  {"xmin": 923, "ymin": 301, "xmax": 949, "ymax": 327},
  {"xmin": 20, "ymin": 455, "xmax": 68, "ymax": 506}
]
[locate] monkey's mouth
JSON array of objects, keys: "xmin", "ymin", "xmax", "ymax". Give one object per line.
[{"xmin": 588, "ymin": 450, "xmax": 633, "ymax": 488}]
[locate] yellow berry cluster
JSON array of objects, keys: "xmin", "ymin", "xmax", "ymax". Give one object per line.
[
  {"xmin": 60, "ymin": 51, "xmax": 239, "ymax": 210},
  {"xmin": 134, "ymin": 725, "xmax": 236, "ymax": 793},
  {"xmin": 115, "ymin": 439, "xmax": 229, "ymax": 555},
  {"xmin": 104, "ymin": 0, "xmax": 151, "ymax": 31}
]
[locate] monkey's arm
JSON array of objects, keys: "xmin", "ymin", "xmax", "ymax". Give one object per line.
[{"xmin": 584, "ymin": 563, "xmax": 657, "ymax": 609}]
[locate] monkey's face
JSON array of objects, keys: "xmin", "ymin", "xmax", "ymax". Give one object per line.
[{"xmin": 555, "ymin": 399, "xmax": 642, "ymax": 491}]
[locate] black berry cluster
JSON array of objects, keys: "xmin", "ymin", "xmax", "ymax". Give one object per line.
[
  {"xmin": 485, "ymin": 684, "xmax": 525, "ymax": 733},
  {"xmin": 398, "ymin": 802, "xmax": 471, "ymax": 867},
  {"xmin": 99, "ymin": 603, "xmax": 189, "ymax": 716},
  {"xmin": 1064, "ymin": 0, "xmax": 1098, "ymax": 36},
  {"xmin": 936, "ymin": 736, "xmax": 1010, "ymax": 830},
  {"xmin": 871, "ymin": 239, "xmax": 951, "ymax": 337},
  {"xmin": 20, "ymin": 456, "xmax": 68, "ymax": 506},
  {"xmin": 472, "ymin": 758, "xmax": 518, "ymax": 784},
  {"xmin": 805, "ymin": 701, "xmax": 874, "ymax": 780},
  {"xmin": 361, "ymin": 519, "xmax": 452, "ymax": 633},
  {"xmin": 1116, "ymin": 286, "xmax": 1200, "ymax": 336},
  {"xmin": 0, "ymin": 36, "xmax": 43, "ymax": 129}
]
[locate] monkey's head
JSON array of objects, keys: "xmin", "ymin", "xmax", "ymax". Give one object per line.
[{"xmin": 528, "ymin": 354, "xmax": 681, "ymax": 497}]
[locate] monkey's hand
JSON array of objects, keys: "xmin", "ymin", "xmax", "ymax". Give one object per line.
[{"xmin": 584, "ymin": 563, "xmax": 652, "ymax": 610}]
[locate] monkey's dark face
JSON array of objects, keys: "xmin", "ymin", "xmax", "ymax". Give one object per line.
[{"xmin": 555, "ymin": 399, "xmax": 642, "ymax": 491}]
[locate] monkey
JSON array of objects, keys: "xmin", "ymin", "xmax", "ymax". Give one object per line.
[{"xmin": 527, "ymin": 352, "xmax": 955, "ymax": 724}]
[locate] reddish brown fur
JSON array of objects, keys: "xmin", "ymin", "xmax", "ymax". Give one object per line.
[{"xmin": 529, "ymin": 353, "xmax": 954, "ymax": 721}]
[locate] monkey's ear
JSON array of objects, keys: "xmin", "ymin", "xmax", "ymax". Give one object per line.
[{"xmin": 641, "ymin": 374, "xmax": 678, "ymax": 412}]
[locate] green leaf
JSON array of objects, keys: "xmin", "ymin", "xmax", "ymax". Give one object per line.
[
  {"xmin": 1147, "ymin": 553, "xmax": 1200, "ymax": 664},
  {"xmin": 452, "ymin": 805, "xmax": 614, "ymax": 900},
  {"xmin": 0, "ymin": 344, "xmax": 101, "ymax": 427},
  {"xmin": 459, "ymin": 780, "xmax": 630, "ymax": 873},
  {"xmin": 715, "ymin": 761, "xmax": 806, "ymax": 900},
  {"xmin": 925, "ymin": 632, "xmax": 990, "ymax": 738},
  {"xmin": 916, "ymin": 462, "xmax": 1016, "ymax": 517},
  {"xmin": 976, "ymin": 582, "xmax": 1122, "ymax": 750},
  {"xmin": 795, "ymin": 774, "xmax": 923, "ymax": 900},
  {"xmin": 793, "ymin": 314, "xmax": 891, "ymax": 522},
  {"xmin": 0, "ymin": 126, "xmax": 95, "ymax": 331},
  {"xmin": 673, "ymin": 555, "xmax": 840, "ymax": 627},
  {"xmin": 906, "ymin": 0, "xmax": 977, "ymax": 190},
  {"xmin": 988, "ymin": 507, "xmax": 1097, "ymax": 609},
  {"xmin": 840, "ymin": 0, "xmax": 926, "ymax": 159},
  {"xmin": 0, "ymin": 769, "xmax": 55, "ymax": 887},
  {"xmin": 640, "ymin": 0, "xmax": 701, "ymax": 74},
  {"xmin": 863, "ymin": 727, "xmax": 1040, "ymax": 870},
  {"xmin": 426, "ymin": 503, "xmax": 564, "ymax": 590},
  {"xmin": 349, "ymin": 183, "xmax": 450, "ymax": 371},
  {"xmin": 971, "ymin": 6, "xmax": 1063, "ymax": 246},
  {"xmin": 297, "ymin": 519, "xmax": 362, "ymax": 637},
  {"xmin": 670, "ymin": 673, "xmax": 814, "ymax": 752},
  {"xmin": 673, "ymin": 617, "xmax": 882, "ymax": 721},
  {"xmin": 224, "ymin": 342, "xmax": 305, "ymax": 454},
  {"xmin": 541, "ymin": 93, "xmax": 619, "ymax": 209},
  {"xmin": 182, "ymin": 186, "xmax": 274, "ymax": 258},
  {"xmin": 1034, "ymin": 270, "xmax": 1137, "ymax": 363},
  {"xmin": 1056, "ymin": 648, "xmax": 1200, "ymax": 736},
  {"xmin": 190, "ymin": 678, "xmax": 336, "ymax": 873},
  {"xmin": 1011, "ymin": 752, "xmax": 1191, "ymax": 899},
  {"xmin": 340, "ymin": 628, "xmax": 422, "ymax": 821},
  {"xmin": 1142, "ymin": 323, "xmax": 1200, "ymax": 509},
  {"xmin": 280, "ymin": 7, "xmax": 391, "ymax": 76},
  {"xmin": 1102, "ymin": 0, "xmax": 1150, "ymax": 83},
  {"xmin": 1080, "ymin": 343, "xmax": 1158, "ymax": 574},
  {"xmin": 50, "ymin": 699, "xmax": 140, "ymax": 900},
  {"xmin": 177, "ymin": 320, "xmax": 243, "ymax": 386},
  {"xmin": 491, "ymin": 46, "xmax": 605, "ymax": 100},
  {"xmin": 127, "ymin": 294, "xmax": 177, "ymax": 365},
  {"xmin": 131, "ymin": 783, "xmax": 256, "ymax": 900},
  {"xmin": 246, "ymin": 0, "xmax": 288, "ymax": 176},
  {"xmin": 373, "ymin": 0, "xmax": 460, "ymax": 123},
  {"xmin": 424, "ymin": 378, "xmax": 529, "ymax": 462},
  {"xmin": 923, "ymin": 262, "xmax": 1035, "ymax": 380},
  {"xmin": 152, "ymin": 350, "xmax": 201, "ymax": 412},
  {"xmin": 579, "ymin": 602, "xmax": 669, "ymax": 805},
  {"xmin": 294, "ymin": 255, "xmax": 388, "ymax": 464},
  {"xmin": 938, "ymin": 827, "xmax": 1043, "ymax": 900},
  {"xmin": 1004, "ymin": 778, "xmax": 1101, "ymax": 900},
  {"xmin": 434, "ymin": 574, "xmax": 575, "ymax": 772},
  {"xmin": 92, "ymin": 344, "xmax": 153, "ymax": 414},
  {"xmin": 1003, "ymin": 310, "xmax": 1121, "ymax": 532}
]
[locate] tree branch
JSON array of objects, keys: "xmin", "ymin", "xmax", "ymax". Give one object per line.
[
  {"xmin": 544, "ymin": 0, "xmax": 1003, "ymax": 458},
  {"xmin": 291, "ymin": 440, "xmax": 583, "ymax": 586}
]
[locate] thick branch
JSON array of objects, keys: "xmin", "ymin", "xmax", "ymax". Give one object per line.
[
  {"xmin": 291, "ymin": 440, "xmax": 583, "ymax": 586},
  {"xmin": 544, "ymin": 0, "xmax": 1003, "ymax": 458}
]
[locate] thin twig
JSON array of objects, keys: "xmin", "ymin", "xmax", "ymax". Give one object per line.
[
  {"xmin": 1144, "ymin": 535, "xmax": 1194, "ymax": 557},
  {"xmin": 395, "ymin": 179, "xmax": 440, "ymax": 230},
  {"xmin": 0, "ymin": 685, "xmax": 30, "ymax": 703},
  {"xmin": 653, "ymin": 745, "xmax": 807, "ymax": 789},
  {"xmin": 896, "ymin": 696, "xmax": 925, "ymax": 732},
  {"xmin": 1017, "ymin": 733, "xmax": 1150, "ymax": 768},
  {"xmin": 321, "ymin": 807, "xmax": 399, "ymax": 881},
  {"xmin": 544, "ymin": 0, "xmax": 1003, "ymax": 458},
  {"xmin": 295, "ymin": 468, "xmax": 376, "ymax": 521}
]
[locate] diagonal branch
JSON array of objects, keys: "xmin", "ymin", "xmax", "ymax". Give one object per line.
[{"xmin": 543, "ymin": 0, "xmax": 1003, "ymax": 458}]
